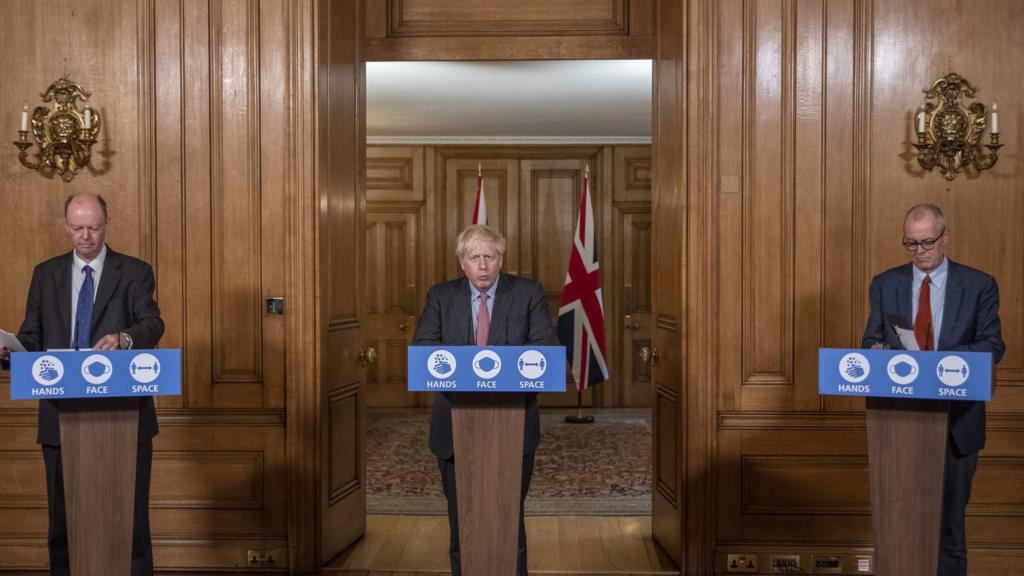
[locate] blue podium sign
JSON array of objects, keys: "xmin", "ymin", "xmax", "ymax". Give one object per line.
[
  {"xmin": 818, "ymin": 348, "xmax": 991, "ymax": 401},
  {"xmin": 10, "ymin": 349, "xmax": 181, "ymax": 400},
  {"xmin": 408, "ymin": 346, "xmax": 566, "ymax": 393}
]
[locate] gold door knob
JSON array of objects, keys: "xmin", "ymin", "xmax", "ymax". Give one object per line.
[{"xmin": 398, "ymin": 322, "xmax": 409, "ymax": 331}]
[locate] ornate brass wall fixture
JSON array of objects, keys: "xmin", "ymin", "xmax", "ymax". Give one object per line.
[
  {"xmin": 913, "ymin": 73, "xmax": 1002, "ymax": 181},
  {"xmin": 13, "ymin": 79, "xmax": 101, "ymax": 183}
]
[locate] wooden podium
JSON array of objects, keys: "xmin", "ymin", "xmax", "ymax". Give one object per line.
[
  {"xmin": 450, "ymin": 393, "xmax": 526, "ymax": 576},
  {"xmin": 58, "ymin": 397, "xmax": 140, "ymax": 576},
  {"xmin": 866, "ymin": 397, "xmax": 949, "ymax": 576}
]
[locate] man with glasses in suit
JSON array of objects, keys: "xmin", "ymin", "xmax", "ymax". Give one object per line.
[{"xmin": 862, "ymin": 203, "xmax": 1004, "ymax": 576}]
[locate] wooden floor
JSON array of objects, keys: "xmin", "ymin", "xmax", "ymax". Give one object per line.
[{"xmin": 324, "ymin": 514, "xmax": 679, "ymax": 575}]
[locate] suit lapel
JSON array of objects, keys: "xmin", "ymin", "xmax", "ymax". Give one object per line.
[
  {"xmin": 487, "ymin": 274, "xmax": 513, "ymax": 346},
  {"xmin": 91, "ymin": 250, "xmax": 122, "ymax": 333},
  {"xmin": 55, "ymin": 253, "xmax": 73, "ymax": 345},
  {"xmin": 453, "ymin": 277, "xmax": 474, "ymax": 345},
  {"xmin": 939, "ymin": 261, "xmax": 963, "ymax": 349},
  {"xmin": 897, "ymin": 264, "xmax": 914, "ymax": 328}
]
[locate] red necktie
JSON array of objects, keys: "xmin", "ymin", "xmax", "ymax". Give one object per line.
[
  {"xmin": 914, "ymin": 275, "xmax": 933, "ymax": 351},
  {"xmin": 476, "ymin": 292, "xmax": 490, "ymax": 346}
]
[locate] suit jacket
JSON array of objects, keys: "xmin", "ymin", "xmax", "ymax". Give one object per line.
[
  {"xmin": 15, "ymin": 248, "xmax": 165, "ymax": 446},
  {"xmin": 412, "ymin": 273, "xmax": 556, "ymax": 460},
  {"xmin": 862, "ymin": 260, "xmax": 1005, "ymax": 455}
]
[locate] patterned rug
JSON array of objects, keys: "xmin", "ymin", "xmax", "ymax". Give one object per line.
[{"xmin": 366, "ymin": 409, "xmax": 652, "ymax": 516}]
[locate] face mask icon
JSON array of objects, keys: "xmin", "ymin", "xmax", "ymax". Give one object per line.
[
  {"xmin": 84, "ymin": 361, "xmax": 111, "ymax": 378},
  {"xmin": 889, "ymin": 361, "xmax": 917, "ymax": 378},
  {"xmin": 475, "ymin": 356, "xmax": 498, "ymax": 372}
]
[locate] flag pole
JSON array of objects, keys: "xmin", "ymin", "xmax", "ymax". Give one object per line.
[{"xmin": 564, "ymin": 385, "xmax": 594, "ymax": 424}]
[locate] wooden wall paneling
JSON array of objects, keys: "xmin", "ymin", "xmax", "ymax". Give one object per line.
[
  {"xmin": 209, "ymin": 0, "xmax": 266, "ymax": 405},
  {"xmin": 821, "ymin": 0, "xmax": 860, "ymax": 413},
  {"xmin": 258, "ymin": 0, "xmax": 289, "ymax": 410},
  {"xmin": 367, "ymin": 146, "xmax": 425, "ymax": 203},
  {"xmin": 317, "ymin": 0, "xmax": 367, "ymax": 564},
  {"xmin": 154, "ymin": 0, "xmax": 187, "ymax": 411},
  {"xmin": 737, "ymin": 0, "xmax": 796, "ymax": 410},
  {"xmin": 148, "ymin": 414, "xmax": 287, "ymax": 570},
  {"xmin": 364, "ymin": 0, "xmax": 654, "ymax": 61},
  {"xmin": 441, "ymin": 156, "xmax": 519, "ymax": 278},
  {"xmin": 519, "ymin": 157, "xmax": 596, "ymax": 407},
  {"xmin": 683, "ymin": 0, "xmax": 717, "ymax": 569},
  {"xmin": 183, "ymin": 0, "xmax": 215, "ymax": 408}
]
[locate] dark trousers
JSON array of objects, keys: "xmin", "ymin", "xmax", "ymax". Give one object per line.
[
  {"xmin": 938, "ymin": 440, "xmax": 979, "ymax": 576},
  {"xmin": 438, "ymin": 453, "xmax": 535, "ymax": 576},
  {"xmin": 42, "ymin": 440, "xmax": 154, "ymax": 576}
]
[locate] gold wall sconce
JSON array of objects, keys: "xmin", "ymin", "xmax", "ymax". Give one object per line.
[
  {"xmin": 13, "ymin": 78, "xmax": 101, "ymax": 183},
  {"xmin": 913, "ymin": 73, "xmax": 1001, "ymax": 181}
]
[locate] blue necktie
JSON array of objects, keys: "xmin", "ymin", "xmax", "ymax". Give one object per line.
[{"xmin": 75, "ymin": 265, "xmax": 95, "ymax": 349}]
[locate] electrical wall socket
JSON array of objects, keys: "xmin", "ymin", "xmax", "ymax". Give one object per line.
[
  {"xmin": 726, "ymin": 553, "xmax": 758, "ymax": 573},
  {"xmin": 812, "ymin": 555, "xmax": 842, "ymax": 574},
  {"xmin": 856, "ymin": 555, "xmax": 873, "ymax": 573},
  {"xmin": 771, "ymin": 554, "xmax": 800, "ymax": 572},
  {"xmin": 248, "ymin": 549, "xmax": 282, "ymax": 566}
]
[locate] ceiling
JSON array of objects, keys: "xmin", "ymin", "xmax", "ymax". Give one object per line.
[{"xmin": 366, "ymin": 60, "xmax": 653, "ymax": 144}]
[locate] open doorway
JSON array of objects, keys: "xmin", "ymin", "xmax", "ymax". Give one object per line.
[{"xmin": 325, "ymin": 60, "xmax": 675, "ymax": 574}]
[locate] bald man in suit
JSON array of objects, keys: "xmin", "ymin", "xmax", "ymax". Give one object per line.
[{"xmin": 1, "ymin": 193, "xmax": 164, "ymax": 576}]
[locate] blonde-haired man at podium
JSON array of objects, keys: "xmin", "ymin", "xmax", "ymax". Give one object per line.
[
  {"xmin": 1, "ymin": 193, "xmax": 164, "ymax": 576},
  {"xmin": 862, "ymin": 203, "xmax": 1004, "ymax": 576},
  {"xmin": 412, "ymin": 224, "xmax": 555, "ymax": 576}
]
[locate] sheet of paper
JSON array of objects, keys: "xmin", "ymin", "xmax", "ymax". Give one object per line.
[
  {"xmin": 894, "ymin": 326, "xmax": 920, "ymax": 351},
  {"xmin": 0, "ymin": 329, "xmax": 26, "ymax": 352}
]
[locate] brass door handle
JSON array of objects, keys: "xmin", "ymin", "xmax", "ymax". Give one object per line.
[
  {"xmin": 639, "ymin": 345, "xmax": 659, "ymax": 366},
  {"xmin": 358, "ymin": 347, "xmax": 377, "ymax": 365},
  {"xmin": 398, "ymin": 322, "xmax": 409, "ymax": 331}
]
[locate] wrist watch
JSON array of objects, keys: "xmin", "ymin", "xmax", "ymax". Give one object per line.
[{"xmin": 119, "ymin": 332, "xmax": 134, "ymax": 350}]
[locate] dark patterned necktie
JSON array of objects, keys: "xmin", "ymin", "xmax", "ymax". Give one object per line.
[{"xmin": 76, "ymin": 265, "xmax": 95, "ymax": 349}]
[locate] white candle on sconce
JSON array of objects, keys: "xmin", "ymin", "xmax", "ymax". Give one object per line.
[
  {"xmin": 991, "ymin": 102, "xmax": 999, "ymax": 134},
  {"xmin": 20, "ymin": 105, "xmax": 28, "ymax": 132},
  {"xmin": 917, "ymin": 108, "xmax": 926, "ymax": 134},
  {"xmin": 84, "ymin": 108, "xmax": 92, "ymax": 129}
]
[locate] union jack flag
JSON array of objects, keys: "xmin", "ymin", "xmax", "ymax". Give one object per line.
[
  {"xmin": 558, "ymin": 170, "xmax": 609, "ymax": 391},
  {"xmin": 472, "ymin": 169, "xmax": 487, "ymax": 225}
]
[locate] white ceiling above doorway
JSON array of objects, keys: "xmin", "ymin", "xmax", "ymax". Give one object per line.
[{"xmin": 366, "ymin": 60, "xmax": 653, "ymax": 144}]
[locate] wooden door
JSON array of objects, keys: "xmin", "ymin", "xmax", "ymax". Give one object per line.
[
  {"xmin": 612, "ymin": 147, "xmax": 653, "ymax": 407},
  {"xmin": 318, "ymin": 0, "xmax": 366, "ymax": 563},
  {"xmin": 365, "ymin": 147, "xmax": 429, "ymax": 407},
  {"xmin": 651, "ymin": 0, "xmax": 687, "ymax": 565}
]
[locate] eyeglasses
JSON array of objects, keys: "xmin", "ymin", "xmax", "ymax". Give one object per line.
[{"xmin": 902, "ymin": 230, "xmax": 945, "ymax": 252}]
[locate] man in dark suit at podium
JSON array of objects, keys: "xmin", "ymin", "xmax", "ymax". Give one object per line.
[
  {"xmin": 412, "ymin": 224, "xmax": 555, "ymax": 576},
  {"xmin": 0, "ymin": 193, "xmax": 164, "ymax": 576},
  {"xmin": 862, "ymin": 203, "xmax": 1004, "ymax": 576}
]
